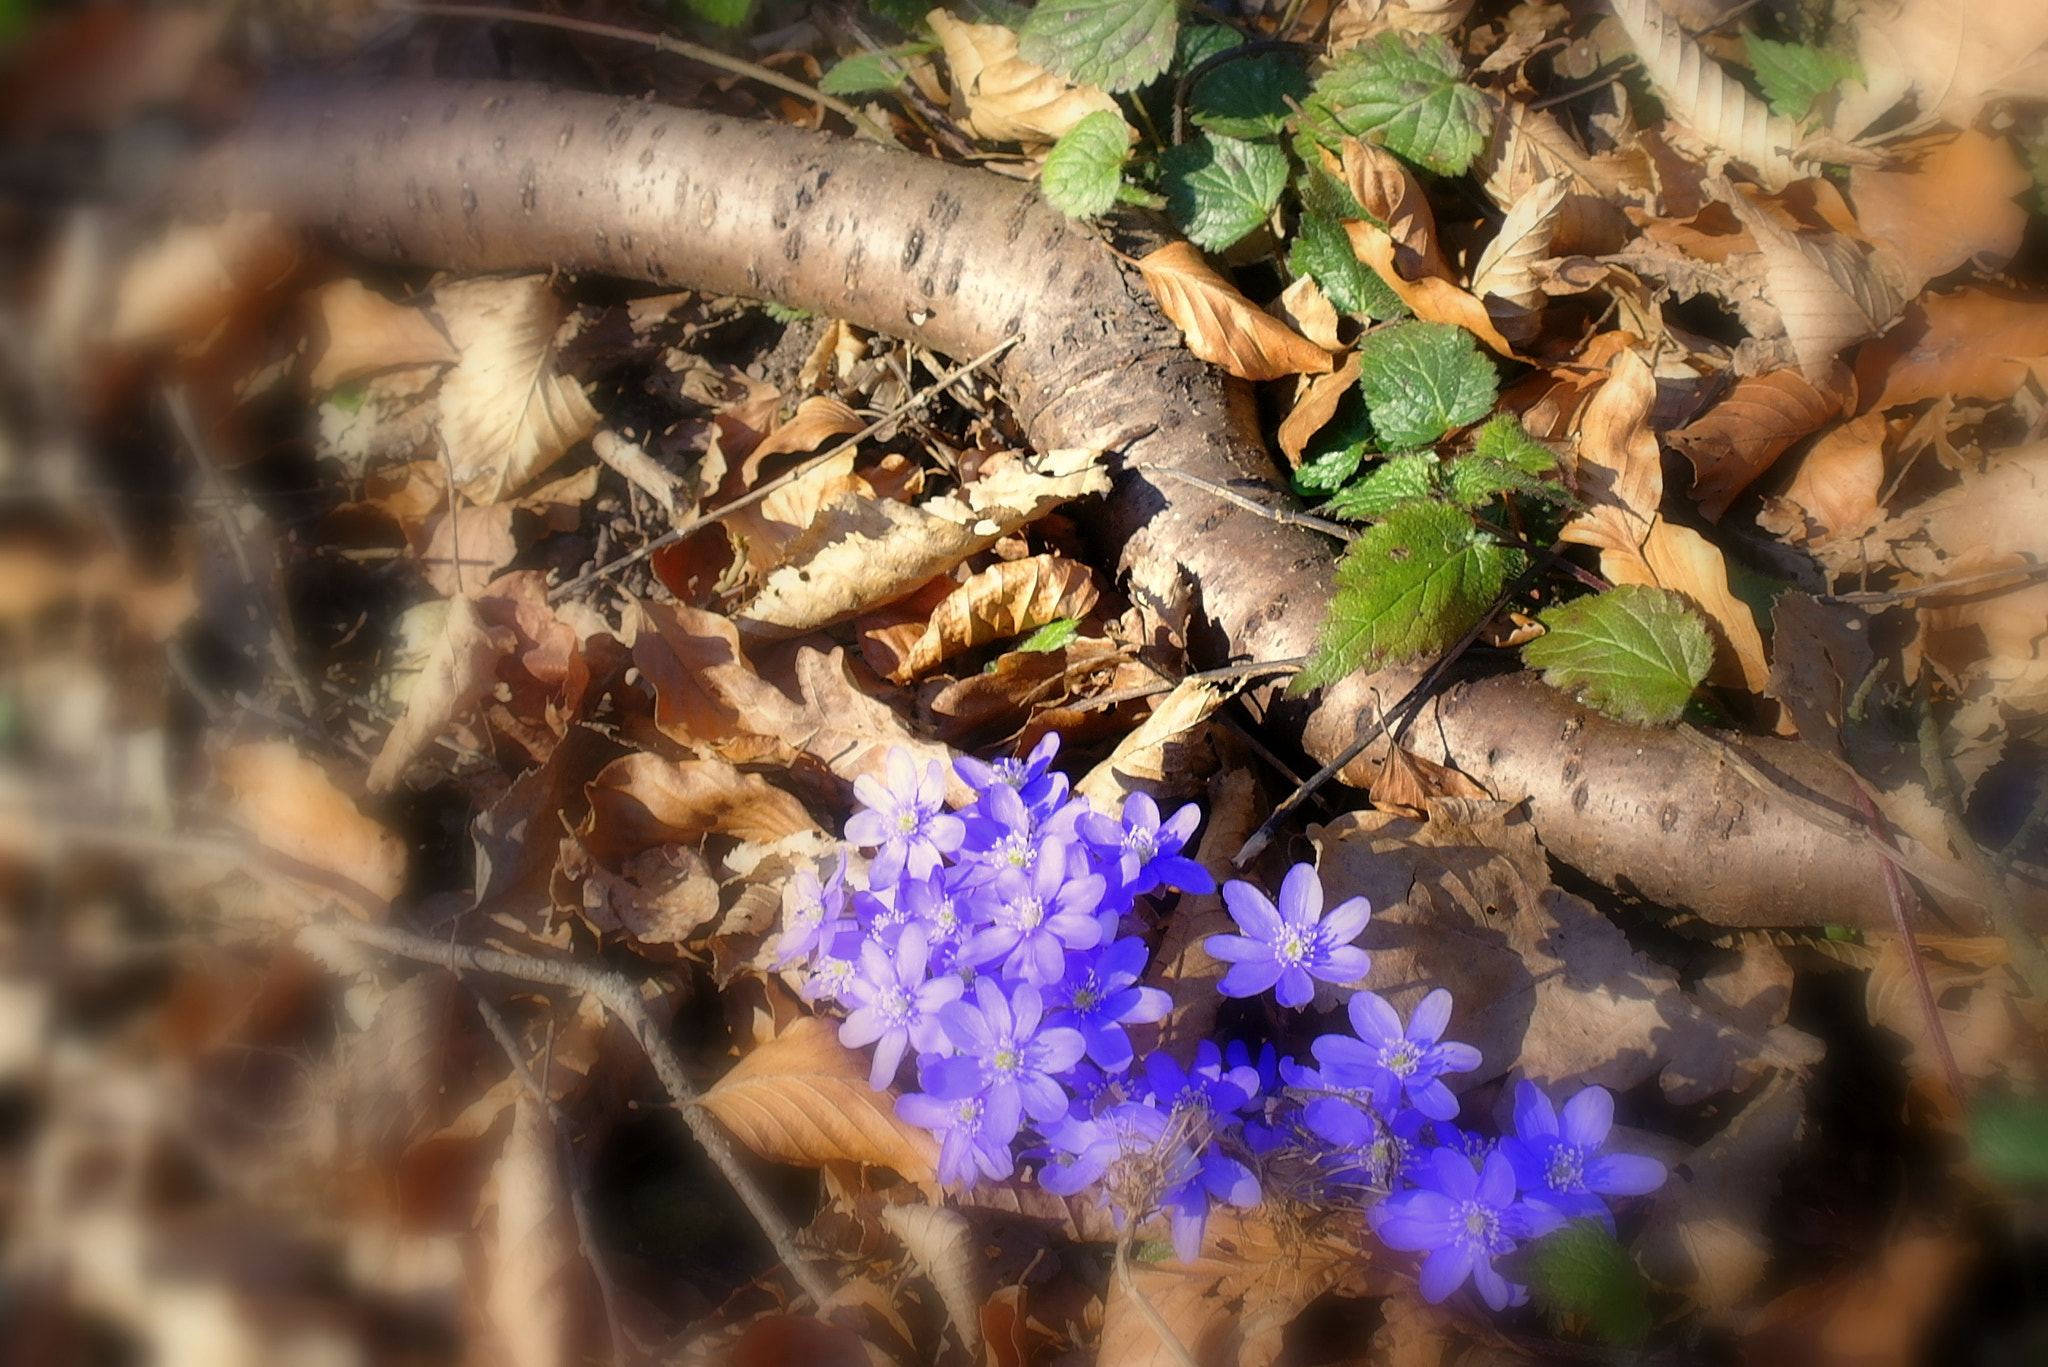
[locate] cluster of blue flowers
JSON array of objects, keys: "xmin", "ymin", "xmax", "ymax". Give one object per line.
[{"xmin": 778, "ymin": 740, "xmax": 1666, "ymax": 1312}]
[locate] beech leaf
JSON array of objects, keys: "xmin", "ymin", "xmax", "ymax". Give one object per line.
[
  {"xmin": 930, "ymin": 9, "xmax": 1119, "ymax": 145},
  {"xmin": 1609, "ymin": 0, "xmax": 1803, "ymax": 190},
  {"xmin": 1522, "ymin": 586, "xmax": 1713, "ymax": 726},
  {"xmin": 1163, "ymin": 133, "xmax": 1289, "ymax": 252},
  {"xmin": 485, "ymin": 1096, "xmax": 580, "ymax": 1367},
  {"xmin": 880, "ymin": 554, "xmax": 1099, "ymax": 682},
  {"xmin": 1667, "ymin": 368, "xmax": 1842, "ymax": 521},
  {"xmin": 1468, "ymin": 173, "xmax": 1568, "ymax": 315},
  {"xmin": 218, "ymin": 741, "xmax": 408, "ymax": 911},
  {"xmin": 1016, "ymin": 0, "xmax": 1178, "ymax": 93},
  {"xmin": 1138, "ymin": 242, "xmax": 1334, "ymax": 381},
  {"xmin": 306, "ymin": 278, "xmax": 457, "ymax": 392}
]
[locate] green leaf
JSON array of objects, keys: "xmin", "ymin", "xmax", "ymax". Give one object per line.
[
  {"xmin": 1523, "ymin": 586, "xmax": 1713, "ymax": 726},
  {"xmin": 1042, "ymin": 111, "xmax": 1132, "ymax": 218},
  {"xmin": 1289, "ymin": 212, "xmax": 1408, "ymax": 321},
  {"xmin": 328, "ymin": 380, "xmax": 368, "ymax": 413},
  {"xmin": 1163, "ymin": 134, "xmax": 1289, "ymax": 251},
  {"xmin": 1018, "ymin": 617, "xmax": 1083, "ymax": 652},
  {"xmin": 819, "ymin": 42, "xmax": 937, "ymax": 96},
  {"xmin": 1174, "ymin": 22, "xmax": 1243, "ymax": 74},
  {"xmin": 1356, "ymin": 320, "xmax": 1496, "ymax": 449},
  {"xmin": 1746, "ymin": 36, "xmax": 1861, "ymax": 123},
  {"xmin": 1472, "ymin": 413, "xmax": 1556, "ymax": 473},
  {"xmin": 1446, "ymin": 457, "xmax": 1562, "ymax": 509},
  {"xmin": 761, "ymin": 301, "xmax": 814, "ymax": 324},
  {"xmin": 1189, "ymin": 53, "xmax": 1311, "ymax": 139},
  {"xmin": 1017, "ymin": 0, "xmax": 1179, "ymax": 93},
  {"xmin": 1294, "ymin": 443, "xmax": 1368, "ymax": 496},
  {"xmin": 1972, "ymin": 1098, "xmax": 2048, "ymax": 1187},
  {"xmin": 1525, "ymin": 1219, "xmax": 1653, "ymax": 1347},
  {"xmin": 1295, "ymin": 158, "xmax": 1372, "ymax": 222},
  {"xmin": 1297, "ymin": 503, "xmax": 1521, "ymax": 688},
  {"xmin": 1304, "ymin": 31, "xmax": 1494, "ymax": 175},
  {"xmin": 677, "ymin": 0, "xmax": 750, "ymax": 29},
  {"xmin": 1324, "ymin": 452, "xmax": 1439, "ymax": 520}
]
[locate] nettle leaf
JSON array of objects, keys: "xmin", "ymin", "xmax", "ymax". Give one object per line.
[
  {"xmin": 1190, "ymin": 53, "xmax": 1310, "ymax": 139},
  {"xmin": 1018, "ymin": 616, "xmax": 1083, "ymax": 652},
  {"xmin": 1294, "ymin": 442, "xmax": 1368, "ymax": 495},
  {"xmin": 1357, "ymin": 320, "xmax": 1497, "ymax": 449},
  {"xmin": 1972, "ymin": 1097, "xmax": 2048, "ymax": 1187},
  {"xmin": 681, "ymin": 0, "xmax": 751, "ymax": 28},
  {"xmin": 1472, "ymin": 412, "xmax": 1556, "ymax": 473},
  {"xmin": 1018, "ymin": 0, "xmax": 1178, "ymax": 93},
  {"xmin": 1324, "ymin": 451, "xmax": 1438, "ymax": 520},
  {"xmin": 1304, "ymin": 31, "xmax": 1494, "ymax": 175},
  {"xmin": 1523, "ymin": 585, "xmax": 1713, "ymax": 726},
  {"xmin": 1295, "ymin": 158, "xmax": 1371, "ymax": 222},
  {"xmin": 1164, "ymin": 134, "xmax": 1289, "ymax": 251},
  {"xmin": 1525, "ymin": 1220, "xmax": 1653, "ymax": 1347},
  {"xmin": 1043, "ymin": 110, "xmax": 1132, "ymax": 218},
  {"xmin": 819, "ymin": 42, "xmax": 936, "ymax": 96},
  {"xmin": 1297, "ymin": 502, "xmax": 1521, "ymax": 688},
  {"xmin": 1290, "ymin": 212, "xmax": 1408, "ymax": 320},
  {"xmin": 1174, "ymin": 22, "xmax": 1242, "ymax": 74},
  {"xmin": 1447, "ymin": 454, "xmax": 1567, "ymax": 510},
  {"xmin": 1746, "ymin": 35, "xmax": 1861, "ymax": 123}
]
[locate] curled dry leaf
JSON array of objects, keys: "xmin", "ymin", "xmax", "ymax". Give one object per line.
[
  {"xmin": 1346, "ymin": 221, "xmax": 1519, "ymax": 357},
  {"xmin": 879, "ymin": 1204, "xmax": 985, "ymax": 1360},
  {"xmin": 429, "ymin": 275, "xmax": 602, "ymax": 505},
  {"xmin": 927, "ymin": 9, "xmax": 1118, "ymax": 145},
  {"xmin": 217, "ymin": 741, "xmax": 407, "ymax": 912},
  {"xmin": 1854, "ymin": 288, "xmax": 2048, "ymax": 412},
  {"xmin": 1074, "ymin": 678, "xmax": 1221, "ymax": 813},
  {"xmin": 590, "ymin": 429, "xmax": 684, "ymax": 519},
  {"xmin": 880, "ymin": 554, "xmax": 1099, "ymax": 683},
  {"xmin": 1268, "ymin": 275, "xmax": 1343, "ymax": 354},
  {"xmin": 747, "ymin": 394, "xmax": 865, "ymax": 465},
  {"xmin": 484, "ymin": 1095, "xmax": 580, "ymax": 1367},
  {"xmin": 368, "ymin": 594, "xmax": 517, "ymax": 793},
  {"xmin": 699, "ymin": 1015, "xmax": 940, "ymax": 1182},
  {"xmin": 418, "ymin": 501, "xmax": 516, "ymax": 598},
  {"xmin": 1668, "ymin": 368, "xmax": 1843, "ymax": 521},
  {"xmin": 1468, "ymin": 172, "xmax": 1568, "ymax": 343},
  {"xmin": 580, "ymin": 753, "xmax": 817, "ymax": 858},
  {"xmin": 1368, "ymin": 742, "xmax": 1488, "ymax": 818},
  {"xmin": 1759, "ymin": 411, "xmax": 1889, "ymax": 543},
  {"xmin": 1138, "ymin": 243, "xmax": 1334, "ymax": 382},
  {"xmin": 1867, "ymin": 935, "xmax": 2027, "ymax": 1083},
  {"xmin": 110, "ymin": 211, "xmax": 300, "ymax": 351},
  {"xmin": 1849, "ymin": 131, "xmax": 2033, "ymax": 297},
  {"xmin": 1279, "ymin": 354, "xmax": 1363, "ymax": 466},
  {"xmin": 305, "ymin": 278, "xmax": 458, "ymax": 392},
  {"xmin": 1609, "ymin": 0, "xmax": 1803, "ymax": 191},
  {"xmin": 1338, "ymin": 138, "xmax": 1449, "ymax": 281},
  {"xmin": 1852, "ymin": 0, "xmax": 2048, "ymax": 131},
  {"xmin": 1474, "ymin": 101, "xmax": 1641, "ymax": 254}
]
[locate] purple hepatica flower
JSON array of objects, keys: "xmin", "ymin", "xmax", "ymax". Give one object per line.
[
  {"xmin": 1142, "ymin": 1043, "xmax": 1251, "ymax": 1120},
  {"xmin": 898, "ymin": 1059, "xmax": 1016, "ymax": 1188},
  {"xmin": 937, "ymin": 978, "xmax": 1085, "ymax": 1143},
  {"xmin": 1207, "ymin": 864, "xmax": 1372, "ymax": 1008},
  {"xmin": 1314, "ymin": 988, "xmax": 1481, "ymax": 1122},
  {"xmin": 1372, "ymin": 1147, "xmax": 1561, "ymax": 1310},
  {"xmin": 844, "ymin": 748, "xmax": 966, "ymax": 888},
  {"xmin": 955, "ymin": 733, "xmax": 1067, "ymax": 818},
  {"xmin": 770, "ymin": 850, "xmax": 849, "ymax": 968},
  {"xmin": 839, "ymin": 925, "xmax": 964, "ymax": 1091},
  {"xmin": 1038, "ymin": 1099, "xmax": 1170, "ymax": 1200},
  {"xmin": 1160, "ymin": 1146, "xmax": 1261, "ymax": 1263},
  {"xmin": 891, "ymin": 866, "xmax": 978, "ymax": 974},
  {"xmin": 798, "ymin": 920, "xmax": 864, "ymax": 1005},
  {"xmin": 959, "ymin": 840, "xmax": 1105, "ymax": 986},
  {"xmin": 1045, "ymin": 937, "xmax": 1171, "ymax": 1072},
  {"xmin": 1501, "ymin": 1081, "xmax": 1667, "ymax": 1231},
  {"xmin": 1077, "ymin": 792, "xmax": 1215, "ymax": 901}
]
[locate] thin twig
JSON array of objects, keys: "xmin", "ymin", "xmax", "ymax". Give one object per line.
[
  {"xmin": 1528, "ymin": 58, "xmax": 1640, "ymax": 111},
  {"xmin": 548, "ymin": 334, "xmax": 1020, "ymax": 603},
  {"xmin": 1113, "ymin": 1224, "xmax": 1199, "ymax": 1367},
  {"xmin": 1817, "ymin": 561, "xmax": 2048, "ymax": 607},
  {"xmin": 1146, "ymin": 467, "xmax": 1356, "ymax": 542},
  {"xmin": 1064, "ymin": 657, "xmax": 1307, "ymax": 713},
  {"xmin": 397, "ymin": 3, "xmax": 898, "ymax": 145}
]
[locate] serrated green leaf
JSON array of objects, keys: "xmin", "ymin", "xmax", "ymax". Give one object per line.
[
  {"xmin": 1304, "ymin": 31, "xmax": 1494, "ymax": 175},
  {"xmin": 819, "ymin": 42, "xmax": 936, "ymax": 96},
  {"xmin": 1324, "ymin": 452, "xmax": 1439, "ymax": 520},
  {"xmin": 1189, "ymin": 53, "xmax": 1311, "ymax": 139},
  {"xmin": 1297, "ymin": 503, "xmax": 1520, "ymax": 688},
  {"xmin": 1525, "ymin": 1220, "xmax": 1653, "ymax": 1347},
  {"xmin": 1294, "ymin": 442, "xmax": 1368, "ymax": 496},
  {"xmin": 1746, "ymin": 35, "xmax": 1860, "ymax": 123},
  {"xmin": 1294, "ymin": 156, "xmax": 1371, "ymax": 221},
  {"xmin": 1174, "ymin": 22, "xmax": 1243, "ymax": 74},
  {"xmin": 1017, "ymin": 617, "xmax": 1083, "ymax": 652},
  {"xmin": 1017, "ymin": 0, "xmax": 1178, "ymax": 93},
  {"xmin": 677, "ymin": 0, "xmax": 750, "ymax": 29},
  {"xmin": 1472, "ymin": 413, "xmax": 1556, "ymax": 473},
  {"xmin": 1523, "ymin": 586, "xmax": 1712, "ymax": 726},
  {"xmin": 1357, "ymin": 320, "xmax": 1496, "ymax": 449},
  {"xmin": 761, "ymin": 301, "xmax": 814, "ymax": 324},
  {"xmin": 1971, "ymin": 1098, "xmax": 2048, "ymax": 1187},
  {"xmin": 1042, "ymin": 111, "xmax": 1132, "ymax": 218},
  {"xmin": 1289, "ymin": 212, "xmax": 1408, "ymax": 321},
  {"xmin": 1163, "ymin": 134, "xmax": 1289, "ymax": 251},
  {"xmin": 1446, "ymin": 457, "xmax": 1565, "ymax": 510}
]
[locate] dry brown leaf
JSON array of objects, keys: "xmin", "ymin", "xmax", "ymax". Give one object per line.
[
  {"xmin": 1610, "ymin": 0, "xmax": 1804, "ymax": 190},
  {"xmin": 1337, "ymin": 138, "xmax": 1449, "ymax": 281},
  {"xmin": 580, "ymin": 753, "xmax": 817, "ymax": 858},
  {"xmin": 1668, "ymin": 369, "xmax": 1843, "ymax": 521},
  {"xmin": 1385, "ymin": 0, "xmax": 1473, "ymax": 34},
  {"xmin": 1278, "ymin": 354, "xmax": 1363, "ymax": 467},
  {"xmin": 218, "ymin": 741, "xmax": 407, "ymax": 911},
  {"xmin": 1368, "ymin": 743, "xmax": 1489, "ymax": 818},
  {"xmin": 726, "ymin": 448, "xmax": 864, "ymax": 576},
  {"xmin": 368, "ymin": 595, "xmax": 516, "ymax": 793},
  {"xmin": 1854, "ymin": 288, "xmax": 2048, "ymax": 411},
  {"xmin": 749, "ymin": 646, "xmax": 971, "ymax": 807},
  {"xmin": 1850, "ymin": 131, "xmax": 2033, "ymax": 296},
  {"xmin": 700, "ymin": 1015, "xmax": 940, "ymax": 1181},
  {"xmin": 418, "ymin": 502, "xmax": 516, "ymax": 598},
  {"xmin": 882, "ymin": 554, "xmax": 1098, "ymax": 683},
  {"xmin": 430, "ymin": 275, "xmax": 602, "ymax": 504},
  {"xmin": 1474, "ymin": 101, "xmax": 1643, "ymax": 253},
  {"xmin": 590, "ymin": 429, "xmax": 685, "ymax": 519},
  {"xmin": 110, "ymin": 211, "xmax": 300, "ymax": 352},
  {"xmin": 1745, "ymin": 1230, "xmax": 1970, "ymax": 1367},
  {"xmin": 879, "ymin": 1205, "xmax": 984, "ymax": 1360},
  {"xmin": 1714, "ymin": 179, "xmax": 1903, "ymax": 384},
  {"xmin": 1759, "ymin": 411, "xmax": 1889, "ymax": 543},
  {"xmin": 1267, "ymin": 275, "xmax": 1343, "ymax": 353},
  {"xmin": 305, "ymin": 278, "xmax": 458, "ymax": 392},
  {"xmin": 1469, "ymin": 173, "xmax": 1568, "ymax": 315},
  {"xmin": 1867, "ymin": 935, "xmax": 2025, "ymax": 1082},
  {"xmin": 748, "ymin": 394, "xmax": 864, "ymax": 464},
  {"xmin": 927, "ymin": 8, "xmax": 1119, "ymax": 145},
  {"xmin": 1853, "ymin": 0, "xmax": 2048, "ymax": 131},
  {"xmin": 1074, "ymin": 679, "xmax": 1220, "ymax": 813},
  {"xmin": 632, "ymin": 598, "xmax": 759, "ymax": 755},
  {"xmin": 561, "ymin": 839, "xmax": 722, "ymax": 946},
  {"xmin": 484, "ymin": 1095, "xmax": 580, "ymax": 1367},
  {"xmin": 1346, "ymin": 221, "xmax": 1519, "ymax": 357},
  {"xmin": 1138, "ymin": 243, "xmax": 1334, "ymax": 382}
]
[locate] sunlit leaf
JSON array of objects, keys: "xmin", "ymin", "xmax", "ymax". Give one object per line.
[
  {"xmin": 1356, "ymin": 320, "xmax": 1496, "ymax": 449},
  {"xmin": 1042, "ymin": 109, "xmax": 1132, "ymax": 218},
  {"xmin": 1017, "ymin": 0, "xmax": 1178, "ymax": 93},
  {"xmin": 1164, "ymin": 133, "xmax": 1289, "ymax": 251},
  {"xmin": 1304, "ymin": 31, "xmax": 1493, "ymax": 176},
  {"xmin": 1523, "ymin": 585, "xmax": 1713, "ymax": 726}
]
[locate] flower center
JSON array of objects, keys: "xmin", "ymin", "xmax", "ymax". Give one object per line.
[
  {"xmin": 1008, "ymin": 895, "xmax": 1045, "ymax": 930},
  {"xmin": 1382, "ymin": 1041, "xmax": 1420, "ymax": 1078},
  {"xmin": 991, "ymin": 1046, "xmax": 1022, "ymax": 1076},
  {"xmin": 1070, "ymin": 983, "xmax": 1100, "ymax": 1013},
  {"xmin": 1122, "ymin": 828, "xmax": 1157, "ymax": 862},
  {"xmin": 1545, "ymin": 1145, "xmax": 1586, "ymax": 1192},
  {"xmin": 1459, "ymin": 1201, "xmax": 1501, "ymax": 1249},
  {"xmin": 1275, "ymin": 928, "xmax": 1311, "ymax": 966},
  {"xmin": 998, "ymin": 834, "xmax": 1035, "ymax": 869},
  {"xmin": 897, "ymin": 809, "xmax": 922, "ymax": 834},
  {"xmin": 879, "ymin": 986, "xmax": 915, "ymax": 1027},
  {"xmin": 955, "ymin": 1096, "xmax": 983, "ymax": 1125}
]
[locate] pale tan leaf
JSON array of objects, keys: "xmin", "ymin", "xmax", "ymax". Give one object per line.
[
  {"xmin": 879, "ymin": 1205, "xmax": 984, "ymax": 1360},
  {"xmin": 1074, "ymin": 679, "xmax": 1220, "ymax": 813},
  {"xmin": 1385, "ymin": 0, "xmax": 1473, "ymax": 34},
  {"xmin": 561, "ymin": 838, "xmax": 722, "ymax": 945},
  {"xmin": 700, "ymin": 1016, "xmax": 940, "ymax": 1181},
  {"xmin": 885, "ymin": 554, "xmax": 1099, "ymax": 683},
  {"xmin": 1278, "ymin": 355, "xmax": 1363, "ymax": 466},
  {"xmin": 1759, "ymin": 411, "xmax": 1889, "ymax": 544},
  {"xmin": 1267, "ymin": 275, "xmax": 1343, "ymax": 353},
  {"xmin": 1346, "ymin": 221, "xmax": 1519, "ymax": 357},
  {"xmin": 1668, "ymin": 368, "xmax": 1843, "ymax": 521},
  {"xmin": 1138, "ymin": 243, "xmax": 1334, "ymax": 382},
  {"xmin": 590, "ymin": 429, "xmax": 684, "ymax": 519},
  {"xmin": 218, "ymin": 741, "xmax": 407, "ymax": 910},
  {"xmin": 1866, "ymin": 936, "xmax": 2022, "ymax": 1082},
  {"xmin": 1850, "ymin": 131, "xmax": 2033, "ymax": 297},
  {"xmin": 726, "ymin": 448, "xmax": 864, "ymax": 576},
  {"xmin": 632, "ymin": 598, "xmax": 757, "ymax": 753},
  {"xmin": 485, "ymin": 1096, "xmax": 580, "ymax": 1367},
  {"xmin": 749, "ymin": 394, "xmax": 864, "ymax": 464},
  {"xmin": 1562, "ymin": 345, "xmax": 1663, "ymax": 534},
  {"xmin": 753, "ymin": 646, "xmax": 972, "ymax": 806},
  {"xmin": 580, "ymin": 753, "xmax": 817, "ymax": 856},
  {"xmin": 1853, "ymin": 287, "xmax": 2048, "ymax": 412},
  {"xmin": 1609, "ymin": 0, "xmax": 1805, "ymax": 190},
  {"xmin": 1713, "ymin": 178, "xmax": 1903, "ymax": 383},
  {"xmin": 306, "ymin": 278, "xmax": 458, "ymax": 392},
  {"xmin": 1470, "ymin": 174, "xmax": 1568, "ymax": 314},
  {"xmin": 110, "ymin": 211, "xmax": 300, "ymax": 350},
  {"xmin": 733, "ymin": 446, "xmax": 1110, "ymax": 638},
  {"xmin": 928, "ymin": 8, "xmax": 1119, "ymax": 145},
  {"xmin": 1474, "ymin": 101, "xmax": 1646, "ymax": 251},
  {"xmin": 1337, "ymin": 139, "xmax": 1449, "ymax": 281},
  {"xmin": 417, "ymin": 502, "xmax": 516, "ymax": 598},
  {"xmin": 1368, "ymin": 743, "xmax": 1489, "ymax": 818},
  {"xmin": 368, "ymin": 595, "xmax": 516, "ymax": 793},
  {"xmin": 1852, "ymin": 0, "xmax": 2048, "ymax": 131},
  {"xmin": 430, "ymin": 276, "xmax": 602, "ymax": 504}
]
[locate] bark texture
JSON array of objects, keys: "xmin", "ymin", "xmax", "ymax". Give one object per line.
[{"xmin": 197, "ymin": 79, "xmax": 2014, "ymax": 931}]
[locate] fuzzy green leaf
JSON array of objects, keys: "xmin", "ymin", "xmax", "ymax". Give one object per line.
[
  {"xmin": 1525, "ymin": 1220, "xmax": 1653, "ymax": 1347},
  {"xmin": 1042, "ymin": 111, "xmax": 1132, "ymax": 218},
  {"xmin": 1972, "ymin": 1098, "xmax": 2048, "ymax": 1187},
  {"xmin": 1174, "ymin": 22, "xmax": 1243, "ymax": 74},
  {"xmin": 1324, "ymin": 452, "xmax": 1439, "ymax": 520},
  {"xmin": 1189, "ymin": 53, "xmax": 1310, "ymax": 139},
  {"xmin": 680, "ymin": 0, "xmax": 751, "ymax": 27},
  {"xmin": 1164, "ymin": 134, "xmax": 1289, "ymax": 251},
  {"xmin": 1472, "ymin": 413, "xmax": 1557, "ymax": 473},
  {"xmin": 1017, "ymin": 0, "xmax": 1178, "ymax": 93},
  {"xmin": 1297, "ymin": 503, "xmax": 1520, "ymax": 688},
  {"xmin": 1523, "ymin": 586, "xmax": 1713, "ymax": 726},
  {"xmin": 1304, "ymin": 31, "xmax": 1494, "ymax": 175},
  {"xmin": 1357, "ymin": 320, "xmax": 1497, "ymax": 449},
  {"xmin": 1290, "ymin": 211, "xmax": 1408, "ymax": 320},
  {"xmin": 1294, "ymin": 443, "xmax": 1368, "ymax": 495},
  {"xmin": 1746, "ymin": 36, "xmax": 1860, "ymax": 123},
  {"xmin": 1295, "ymin": 158, "xmax": 1372, "ymax": 222},
  {"xmin": 1447, "ymin": 457, "xmax": 1565, "ymax": 510},
  {"xmin": 819, "ymin": 42, "xmax": 936, "ymax": 95},
  {"xmin": 1016, "ymin": 617, "xmax": 1083, "ymax": 652}
]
